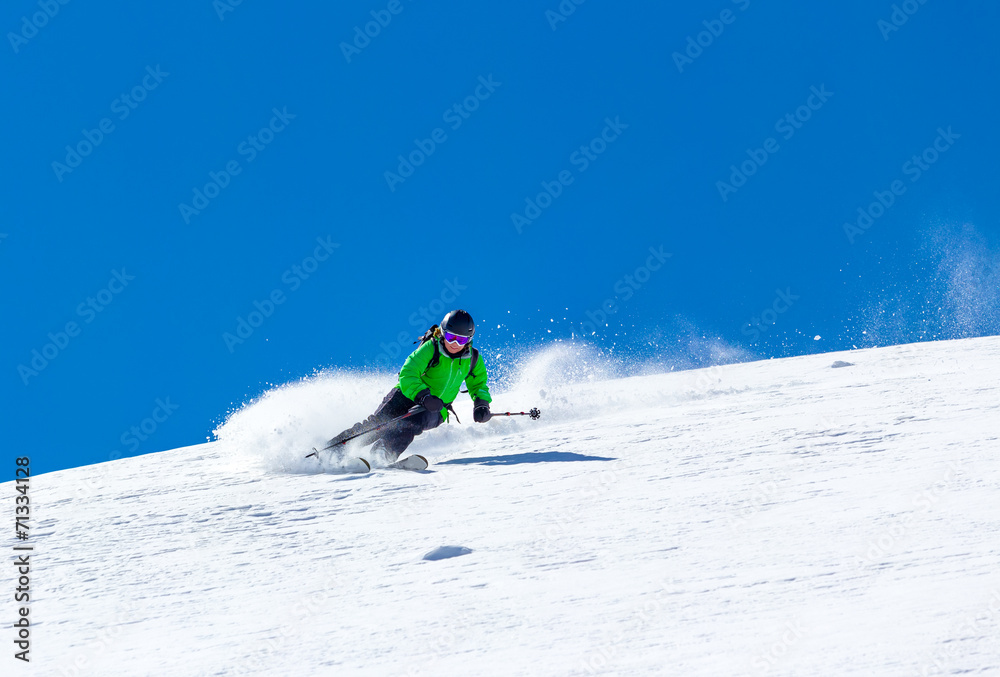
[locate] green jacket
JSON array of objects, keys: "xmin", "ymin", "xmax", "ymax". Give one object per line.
[{"xmin": 398, "ymin": 339, "xmax": 492, "ymax": 419}]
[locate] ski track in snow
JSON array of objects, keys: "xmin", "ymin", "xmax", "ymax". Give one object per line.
[{"xmin": 6, "ymin": 337, "xmax": 1000, "ymax": 676}]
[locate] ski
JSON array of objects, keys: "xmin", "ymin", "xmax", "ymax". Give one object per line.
[
  {"xmin": 309, "ymin": 448, "xmax": 371, "ymax": 474},
  {"xmin": 344, "ymin": 457, "xmax": 372, "ymax": 473},
  {"xmin": 308, "ymin": 445, "xmax": 429, "ymax": 472},
  {"xmin": 386, "ymin": 454, "xmax": 429, "ymax": 471}
]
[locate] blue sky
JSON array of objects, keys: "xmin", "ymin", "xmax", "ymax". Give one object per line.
[{"xmin": 4, "ymin": 0, "xmax": 999, "ymax": 473}]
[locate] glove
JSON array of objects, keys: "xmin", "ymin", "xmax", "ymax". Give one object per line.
[
  {"xmin": 473, "ymin": 399, "xmax": 492, "ymax": 423},
  {"xmin": 414, "ymin": 390, "xmax": 444, "ymax": 413}
]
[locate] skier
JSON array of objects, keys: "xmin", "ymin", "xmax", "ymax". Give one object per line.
[{"xmin": 326, "ymin": 309, "xmax": 493, "ymax": 461}]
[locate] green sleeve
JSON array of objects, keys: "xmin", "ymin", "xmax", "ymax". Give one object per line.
[
  {"xmin": 465, "ymin": 351, "xmax": 492, "ymax": 403},
  {"xmin": 398, "ymin": 341, "xmax": 435, "ymax": 400}
]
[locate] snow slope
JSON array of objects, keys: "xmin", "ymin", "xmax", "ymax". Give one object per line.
[{"xmin": 8, "ymin": 337, "xmax": 1000, "ymax": 676}]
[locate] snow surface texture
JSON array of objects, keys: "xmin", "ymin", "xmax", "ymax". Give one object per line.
[{"xmin": 8, "ymin": 337, "xmax": 1000, "ymax": 676}]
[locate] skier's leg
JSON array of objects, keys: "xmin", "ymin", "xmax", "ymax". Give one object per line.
[
  {"xmin": 326, "ymin": 387, "xmax": 412, "ymax": 447},
  {"xmin": 374, "ymin": 387, "xmax": 415, "ymax": 419},
  {"xmin": 380, "ymin": 408, "xmax": 444, "ymax": 458},
  {"xmin": 352, "ymin": 388, "xmax": 415, "ymax": 447}
]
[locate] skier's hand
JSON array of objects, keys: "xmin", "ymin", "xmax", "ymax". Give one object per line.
[
  {"xmin": 415, "ymin": 390, "xmax": 444, "ymax": 413},
  {"xmin": 473, "ymin": 399, "xmax": 492, "ymax": 423}
]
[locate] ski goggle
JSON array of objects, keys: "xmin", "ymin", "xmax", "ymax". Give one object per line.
[{"xmin": 443, "ymin": 331, "xmax": 471, "ymax": 346}]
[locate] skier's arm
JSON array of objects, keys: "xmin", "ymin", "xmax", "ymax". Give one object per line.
[
  {"xmin": 465, "ymin": 352, "xmax": 492, "ymax": 403},
  {"xmin": 398, "ymin": 341, "xmax": 436, "ymax": 400}
]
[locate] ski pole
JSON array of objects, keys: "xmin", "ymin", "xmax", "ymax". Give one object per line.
[
  {"xmin": 305, "ymin": 406, "xmax": 427, "ymax": 459},
  {"xmin": 491, "ymin": 407, "xmax": 541, "ymax": 420}
]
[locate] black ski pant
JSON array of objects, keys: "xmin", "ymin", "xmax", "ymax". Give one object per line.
[{"xmin": 329, "ymin": 387, "xmax": 444, "ymax": 457}]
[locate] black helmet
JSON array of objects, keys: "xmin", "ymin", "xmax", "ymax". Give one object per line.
[{"xmin": 441, "ymin": 309, "xmax": 475, "ymax": 338}]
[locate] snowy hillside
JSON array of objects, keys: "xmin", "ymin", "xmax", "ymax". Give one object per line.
[{"xmin": 10, "ymin": 337, "xmax": 1000, "ymax": 676}]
